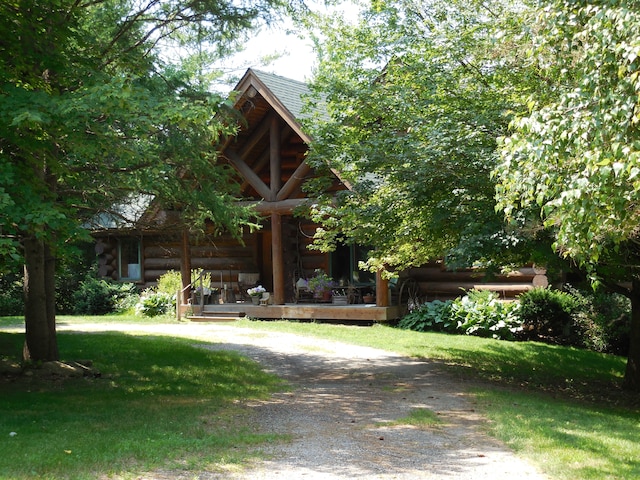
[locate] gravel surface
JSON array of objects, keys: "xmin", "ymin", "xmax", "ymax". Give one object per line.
[{"xmin": 54, "ymin": 322, "xmax": 549, "ymax": 479}]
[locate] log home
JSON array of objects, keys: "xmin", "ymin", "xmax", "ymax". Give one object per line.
[{"xmin": 91, "ymin": 69, "xmax": 544, "ymax": 323}]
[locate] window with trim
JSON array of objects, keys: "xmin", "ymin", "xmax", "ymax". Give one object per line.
[
  {"xmin": 330, "ymin": 244, "xmax": 375, "ymax": 286},
  {"xmin": 118, "ymin": 237, "xmax": 141, "ymax": 281}
]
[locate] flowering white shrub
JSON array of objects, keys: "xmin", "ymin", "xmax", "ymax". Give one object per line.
[{"xmin": 247, "ymin": 285, "xmax": 266, "ymax": 297}]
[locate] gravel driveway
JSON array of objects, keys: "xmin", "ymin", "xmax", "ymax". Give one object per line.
[{"xmin": 54, "ymin": 322, "xmax": 548, "ymax": 480}]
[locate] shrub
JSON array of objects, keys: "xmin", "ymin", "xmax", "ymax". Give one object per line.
[
  {"xmin": 518, "ymin": 287, "xmax": 578, "ymax": 344},
  {"xmin": 566, "ymin": 286, "xmax": 631, "ymax": 355},
  {"xmin": 0, "ymin": 272, "xmax": 23, "ymax": 316},
  {"xmin": 135, "ymin": 288, "xmax": 175, "ymax": 317},
  {"xmin": 397, "ymin": 300, "xmax": 455, "ymax": 333},
  {"xmin": 73, "ymin": 275, "xmax": 138, "ymax": 315},
  {"xmin": 450, "ymin": 290, "xmax": 522, "ymax": 340},
  {"xmin": 157, "ymin": 270, "xmax": 182, "ymax": 295},
  {"xmin": 55, "ymin": 248, "xmax": 95, "ymax": 314},
  {"xmin": 398, "ymin": 284, "xmax": 631, "ymax": 354},
  {"xmin": 397, "ymin": 290, "xmax": 522, "ymax": 341}
]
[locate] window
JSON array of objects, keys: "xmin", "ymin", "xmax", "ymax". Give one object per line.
[
  {"xmin": 330, "ymin": 244, "xmax": 375, "ymax": 286},
  {"xmin": 118, "ymin": 237, "xmax": 141, "ymax": 281}
]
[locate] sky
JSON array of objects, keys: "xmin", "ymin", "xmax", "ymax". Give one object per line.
[
  {"xmin": 229, "ymin": 24, "xmax": 318, "ymax": 83},
  {"xmin": 224, "ymin": 1, "xmax": 360, "ymax": 84}
]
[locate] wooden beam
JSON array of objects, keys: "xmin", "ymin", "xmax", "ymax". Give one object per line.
[
  {"xmin": 276, "ymin": 160, "xmax": 312, "ymax": 201},
  {"xmin": 240, "ymin": 149, "xmax": 269, "ymax": 192},
  {"xmin": 238, "ymin": 198, "xmax": 310, "ymax": 215},
  {"xmin": 226, "ymin": 149, "xmax": 272, "ymax": 200},
  {"xmin": 271, "ymin": 213, "xmax": 285, "ymax": 304},
  {"xmin": 270, "ymin": 116, "xmax": 281, "ymax": 199},
  {"xmin": 238, "ymin": 111, "xmax": 274, "ymax": 160}
]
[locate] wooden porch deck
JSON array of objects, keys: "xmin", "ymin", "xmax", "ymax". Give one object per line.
[{"xmin": 182, "ymin": 301, "xmax": 402, "ymax": 324}]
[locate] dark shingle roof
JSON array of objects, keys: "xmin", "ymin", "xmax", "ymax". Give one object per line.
[{"xmin": 251, "ymin": 70, "xmax": 312, "ymax": 120}]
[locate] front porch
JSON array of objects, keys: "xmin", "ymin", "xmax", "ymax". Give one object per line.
[{"xmin": 182, "ymin": 301, "xmax": 402, "ymax": 324}]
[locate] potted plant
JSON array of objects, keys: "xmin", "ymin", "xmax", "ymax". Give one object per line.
[
  {"xmin": 362, "ymin": 289, "xmax": 375, "ymax": 304},
  {"xmin": 247, "ymin": 285, "xmax": 266, "ymax": 304},
  {"xmin": 332, "ymin": 287, "xmax": 349, "ymax": 305},
  {"xmin": 307, "ymin": 270, "xmax": 335, "ymax": 301}
]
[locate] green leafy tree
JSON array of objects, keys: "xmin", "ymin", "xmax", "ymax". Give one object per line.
[
  {"xmin": 495, "ymin": 0, "xmax": 640, "ymax": 390},
  {"xmin": 302, "ymin": 0, "xmax": 545, "ymax": 277},
  {"xmin": 0, "ymin": 0, "xmax": 286, "ymax": 361}
]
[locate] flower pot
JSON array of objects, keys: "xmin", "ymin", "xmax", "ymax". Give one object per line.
[
  {"xmin": 251, "ymin": 296, "xmax": 260, "ymax": 305},
  {"xmin": 363, "ymin": 294, "xmax": 375, "ymax": 304}
]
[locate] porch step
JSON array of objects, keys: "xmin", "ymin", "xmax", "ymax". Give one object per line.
[
  {"xmin": 187, "ymin": 309, "xmax": 246, "ymax": 322},
  {"xmin": 188, "ymin": 315, "xmax": 242, "ymax": 322}
]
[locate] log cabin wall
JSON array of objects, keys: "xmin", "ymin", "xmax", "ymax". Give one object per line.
[
  {"xmin": 94, "ymin": 217, "xmax": 331, "ymax": 302},
  {"xmin": 142, "ymin": 231, "xmax": 259, "ymax": 288},
  {"xmin": 94, "ymin": 228, "xmax": 260, "ymax": 291},
  {"xmin": 95, "ymin": 237, "xmax": 119, "ymax": 281},
  {"xmin": 403, "ymin": 262, "xmax": 548, "ymax": 301}
]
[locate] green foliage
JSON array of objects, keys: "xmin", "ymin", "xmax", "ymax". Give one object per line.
[
  {"xmin": 398, "ymin": 300, "xmax": 455, "ymax": 333},
  {"xmin": 136, "ymin": 289, "xmax": 175, "ymax": 317},
  {"xmin": 157, "ymin": 270, "xmax": 182, "ymax": 295},
  {"xmin": 495, "ymin": 0, "xmax": 640, "ymax": 272},
  {"xmin": 518, "ymin": 288, "xmax": 578, "ymax": 343},
  {"xmin": 399, "ymin": 290, "xmax": 522, "ymax": 340},
  {"xmin": 306, "ymin": 270, "xmax": 335, "ymax": 296},
  {"xmin": 0, "ymin": 272, "xmax": 23, "ymax": 316},
  {"xmin": 0, "ymin": 0, "xmax": 284, "ymax": 358},
  {"xmin": 566, "ymin": 286, "xmax": 631, "ymax": 355},
  {"xmin": 73, "ymin": 275, "xmax": 138, "ymax": 315},
  {"xmin": 1, "ymin": 244, "xmax": 96, "ymax": 315},
  {"xmin": 450, "ymin": 290, "xmax": 522, "ymax": 340},
  {"xmin": 400, "ymin": 286, "xmax": 631, "ymax": 354},
  {"xmin": 54, "ymin": 243, "xmax": 97, "ymax": 314},
  {"xmin": 192, "ymin": 268, "xmax": 213, "ymax": 291},
  {"xmin": 303, "ymin": 0, "xmax": 544, "ymax": 273}
]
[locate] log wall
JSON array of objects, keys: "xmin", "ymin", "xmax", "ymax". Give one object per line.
[
  {"xmin": 95, "ymin": 229, "xmax": 261, "ymax": 290},
  {"xmin": 94, "ymin": 217, "xmax": 331, "ymax": 302},
  {"xmin": 95, "ymin": 234, "xmax": 544, "ymax": 303},
  {"xmin": 404, "ymin": 262, "xmax": 548, "ymax": 301}
]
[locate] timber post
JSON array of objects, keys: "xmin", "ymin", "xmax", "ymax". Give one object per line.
[
  {"xmin": 271, "ymin": 212, "xmax": 285, "ymax": 304},
  {"xmin": 376, "ymin": 269, "xmax": 389, "ymax": 307},
  {"xmin": 180, "ymin": 229, "xmax": 191, "ymax": 305},
  {"xmin": 269, "ymin": 115, "xmax": 285, "ymax": 304}
]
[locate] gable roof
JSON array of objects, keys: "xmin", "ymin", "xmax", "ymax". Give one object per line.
[
  {"xmin": 251, "ymin": 70, "xmax": 311, "ymax": 120},
  {"xmin": 231, "ymin": 69, "xmax": 328, "ymax": 144},
  {"xmin": 225, "ymin": 68, "xmax": 349, "ymax": 195}
]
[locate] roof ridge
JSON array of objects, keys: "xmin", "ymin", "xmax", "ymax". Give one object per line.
[{"xmin": 250, "ymin": 68, "xmax": 309, "ymax": 87}]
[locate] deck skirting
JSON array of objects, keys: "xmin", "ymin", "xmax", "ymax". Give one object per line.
[{"xmin": 181, "ymin": 302, "xmax": 401, "ymax": 323}]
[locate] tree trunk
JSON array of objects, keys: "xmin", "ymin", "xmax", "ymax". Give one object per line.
[
  {"xmin": 23, "ymin": 236, "xmax": 59, "ymax": 362},
  {"xmin": 623, "ymin": 279, "xmax": 640, "ymax": 391}
]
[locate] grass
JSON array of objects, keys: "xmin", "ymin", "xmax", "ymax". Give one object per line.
[
  {"xmin": 473, "ymin": 389, "xmax": 640, "ymax": 480},
  {"xmin": 0, "ymin": 325, "xmax": 286, "ymax": 480},
  {"xmin": 234, "ymin": 319, "xmax": 628, "ymax": 400},
  {"xmin": 377, "ymin": 407, "xmax": 442, "ymax": 428},
  {"xmin": 2, "ymin": 315, "xmax": 639, "ymax": 480}
]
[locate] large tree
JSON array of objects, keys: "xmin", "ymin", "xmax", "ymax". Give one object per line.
[
  {"xmin": 302, "ymin": 0, "xmax": 548, "ymax": 276},
  {"xmin": 495, "ymin": 0, "xmax": 640, "ymax": 390},
  {"xmin": 0, "ymin": 0, "xmax": 285, "ymax": 361}
]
